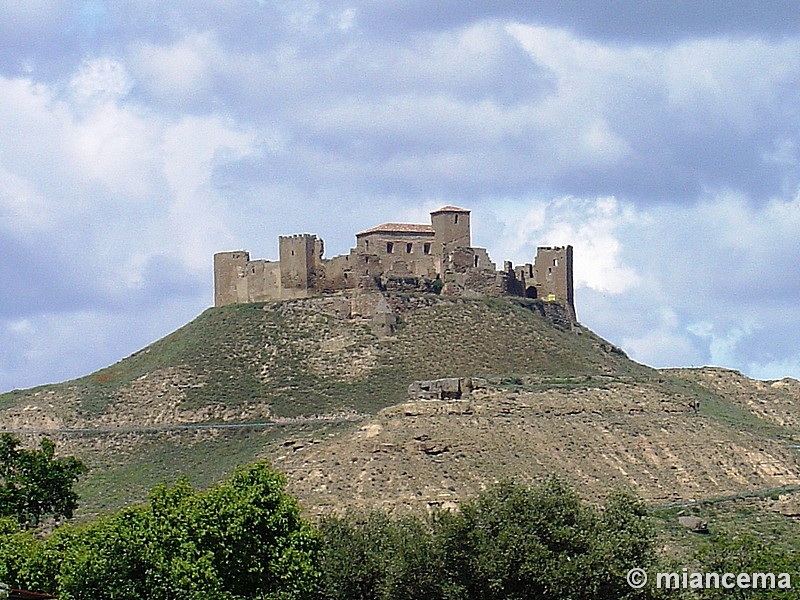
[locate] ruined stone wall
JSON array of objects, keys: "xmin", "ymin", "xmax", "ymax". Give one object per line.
[
  {"xmin": 318, "ymin": 254, "xmax": 352, "ymax": 293},
  {"xmin": 212, "ymin": 208, "xmax": 576, "ymax": 322},
  {"xmin": 439, "ymin": 247, "xmax": 505, "ymax": 297},
  {"xmin": 214, "ymin": 251, "xmax": 249, "ymax": 307},
  {"xmin": 245, "ymin": 259, "xmax": 281, "ymax": 302},
  {"xmin": 356, "ymin": 231, "xmax": 437, "ymax": 278},
  {"xmin": 279, "ymin": 234, "xmax": 320, "ymax": 299},
  {"xmin": 533, "ymin": 246, "xmax": 575, "ymax": 320}
]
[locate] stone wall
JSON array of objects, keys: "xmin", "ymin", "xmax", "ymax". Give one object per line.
[
  {"xmin": 213, "ymin": 251, "xmax": 249, "ymax": 306},
  {"xmin": 533, "ymin": 246, "xmax": 575, "ymax": 321},
  {"xmin": 279, "ymin": 234, "xmax": 320, "ymax": 299},
  {"xmin": 431, "ymin": 207, "xmax": 471, "ymax": 255},
  {"xmin": 212, "ymin": 207, "xmax": 576, "ymax": 323}
]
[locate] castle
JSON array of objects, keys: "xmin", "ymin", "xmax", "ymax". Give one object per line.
[{"xmin": 214, "ymin": 206, "xmax": 575, "ymax": 320}]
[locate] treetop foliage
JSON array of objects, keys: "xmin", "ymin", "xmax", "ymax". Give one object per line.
[
  {"xmin": 0, "ymin": 434, "xmax": 87, "ymax": 529},
  {"xmin": 319, "ymin": 476, "xmax": 658, "ymax": 600},
  {"xmin": 3, "ymin": 464, "xmax": 795, "ymax": 600}
]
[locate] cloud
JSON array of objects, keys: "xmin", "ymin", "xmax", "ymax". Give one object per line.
[
  {"xmin": 491, "ymin": 196, "xmax": 643, "ymax": 294},
  {"xmin": 357, "ymin": 1, "xmax": 800, "ymax": 42},
  {"xmin": 128, "ymin": 31, "xmax": 224, "ymax": 109},
  {"xmin": 574, "ymin": 191, "xmax": 800, "ymax": 374},
  {"xmin": 2, "ymin": 3, "xmax": 800, "ymax": 392},
  {"xmin": 508, "ymin": 24, "xmax": 800, "ymax": 201},
  {"xmin": 69, "ymin": 56, "xmax": 133, "ymax": 105},
  {"xmin": 620, "ymin": 306, "xmax": 708, "ymax": 369},
  {"xmin": 0, "ymin": 60, "xmax": 258, "ymax": 316}
]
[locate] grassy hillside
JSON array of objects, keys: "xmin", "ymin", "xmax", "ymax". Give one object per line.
[
  {"xmin": 1, "ymin": 294, "xmax": 798, "ymax": 518},
  {"xmin": 0, "ymin": 295, "xmax": 651, "ymax": 422}
]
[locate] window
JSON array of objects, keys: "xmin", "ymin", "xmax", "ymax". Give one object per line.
[
  {"xmin": 423, "ymin": 243, "xmax": 431, "ymax": 255},
  {"xmin": 406, "ymin": 243, "xmax": 413, "ymax": 253},
  {"xmin": 454, "ymin": 214, "xmax": 459, "ymax": 224},
  {"xmin": 387, "ymin": 242, "xmax": 394, "ymax": 253},
  {"xmin": 474, "ymin": 255, "xmax": 479, "ymax": 267},
  {"xmin": 365, "ymin": 240, "xmax": 369, "ymax": 251},
  {"xmin": 553, "ymin": 258, "xmax": 559, "ymax": 267}
]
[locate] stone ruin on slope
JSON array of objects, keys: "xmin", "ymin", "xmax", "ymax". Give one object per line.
[{"xmin": 214, "ymin": 206, "xmax": 576, "ymax": 321}]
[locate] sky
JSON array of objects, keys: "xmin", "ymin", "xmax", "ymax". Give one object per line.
[{"xmin": 1, "ymin": 1, "xmax": 800, "ymax": 393}]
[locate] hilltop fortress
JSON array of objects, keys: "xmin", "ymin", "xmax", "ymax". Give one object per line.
[{"xmin": 214, "ymin": 206, "xmax": 575, "ymax": 320}]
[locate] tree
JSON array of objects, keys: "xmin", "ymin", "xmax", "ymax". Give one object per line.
[
  {"xmin": 693, "ymin": 534, "xmax": 797, "ymax": 600},
  {"xmin": 434, "ymin": 477, "xmax": 657, "ymax": 600},
  {"xmin": 0, "ymin": 434, "xmax": 87, "ymax": 529},
  {"xmin": 319, "ymin": 511, "xmax": 446, "ymax": 600},
  {"xmin": 12, "ymin": 461, "xmax": 319, "ymax": 600},
  {"xmin": 317, "ymin": 478, "xmax": 658, "ymax": 600}
]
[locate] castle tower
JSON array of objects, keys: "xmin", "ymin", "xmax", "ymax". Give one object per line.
[
  {"xmin": 213, "ymin": 251, "xmax": 250, "ymax": 307},
  {"xmin": 279, "ymin": 234, "xmax": 319, "ymax": 298},
  {"xmin": 534, "ymin": 245, "xmax": 576, "ymax": 321},
  {"xmin": 430, "ymin": 206, "xmax": 471, "ymax": 256}
]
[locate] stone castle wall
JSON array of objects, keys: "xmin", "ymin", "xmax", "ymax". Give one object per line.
[{"xmin": 213, "ymin": 206, "xmax": 577, "ymax": 320}]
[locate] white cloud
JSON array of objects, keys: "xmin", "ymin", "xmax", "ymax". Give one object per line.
[
  {"xmin": 687, "ymin": 320, "xmax": 759, "ymax": 367},
  {"xmin": 0, "ymin": 165, "xmax": 53, "ymax": 231},
  {"xmin": 0, "ymin": 56, "xmax": 259, "ymax": 299},
  {"xmin": 128, "ymin": 31, "xmax": 224, "ymax": 105},
  {"xmin": 622, "ymin": 307, "xmax": 706, "ymax": 368},
  {"xmin": 162, "ymin": 115, "xmax": 259, "ymax": 273},
  {"xmin": 69, "ymin": 57, "xmax": 133, "ymax": 105},
  {"xmin": 749, "ymin": 355, "xmax": 800, "ymax": 382},
  {"xmin": 2, "ymin": 5, "xmax": 800, "ymax": 391},
  {"xmin": 665, "ymin": 37, "xmax": 800, "ymax": 129},
  {"xmin": 493, "ymin": 196, "xmax": 643, "ymax": 294}
]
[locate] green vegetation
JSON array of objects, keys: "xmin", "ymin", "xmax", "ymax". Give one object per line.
[
  {"xmin": 657, "ymin": 373, "xmax": 800, "ymax": 443},
  {"xmin": 3, "ymin": 460, "xmax": 799, "ymax": 599},
  {"xmin": 0, "ymin": 434, "xmax": 86, "ymax": 529},
  {"xmin": 0, "ymin": 472, "xmax": 658, "ymax": 600},
  {"xmin": 2, "ymin": 295, "xmax": 795, "ymax": 518},
  {"xmin": 74, "ymin": 422, "xmax": 351, "ymax": 516},
  {"xmin": 0, "ymin": 296, "xmax": 655, "ymax": 421},
  {"xmin": 319, "ymin": 477, "xmax": 658, "ymax": 600},
  {"xmin": 1, "ymin": 462, "xmax": 318, "ymax": 600},
  {"xmin": 16, "ymin": 470, "xmax": 800, "ymax": 600},
  {"xmin": 653, "ymin": 487, "xmax": 800, "ymax": 560}
]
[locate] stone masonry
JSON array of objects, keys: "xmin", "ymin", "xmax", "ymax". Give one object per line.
[{"xmin": 214, "ymin": 206, "xmax": 576, "ymax": 320}]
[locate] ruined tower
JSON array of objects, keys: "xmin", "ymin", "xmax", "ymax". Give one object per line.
[
  {"xmin": 430, "ymin": 206, "xmax": 471, "ymax": 255},
  {"xmin": 213, "ymin": 250, "xmax": 249, "ymax": 307},
  {"xmin": 534, "ymin": 245, "xmax": 575, "ymax": 321},
  {"xmin": 278, "ymin": 234, "xmax": 321, "ymax": 299}
]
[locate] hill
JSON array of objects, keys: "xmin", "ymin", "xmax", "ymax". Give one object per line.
[{"xmin": 0, "ymin": 294, "xmax": 798, "ymax": 518}]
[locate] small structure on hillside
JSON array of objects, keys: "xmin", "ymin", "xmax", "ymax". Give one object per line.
[
  {"xmin": 408, "ymin": 377, "xmax": 473, "ymax": 400},
  {"xmin": 214, "ymin": 206, "xmax": 575, "ymax": 320}
]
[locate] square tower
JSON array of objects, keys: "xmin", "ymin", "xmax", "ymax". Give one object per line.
[
  {"xmin": 279, "ymin": 234, "xmax": 320, "ymax": 298},
  {"xmin": 534, "ymin": 245, "xmax": 575, "ymax": 321},
  {"xmin": 213, "ymin": 251, "xmax": 250, "ymax": 306},
  {"xmin": 430, "ymin": 206, "xmax": 471, "ymax": 255}
]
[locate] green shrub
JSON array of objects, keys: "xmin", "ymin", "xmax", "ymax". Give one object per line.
[{"xmin": 2, "ymin": 462, "xmax": 319, "ymax": 600}]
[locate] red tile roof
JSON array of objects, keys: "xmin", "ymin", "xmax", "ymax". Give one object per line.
[
  {"xmin": 431, "ymin": 205, "xmax": 470, "ymax": 214},
  {"xmin": 9, "ymin": 590, "xmax": 57, "ymax": 600},
  {"xmin": 356, "ymin": 222, "xmax": 434, "ymax": 236}
]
